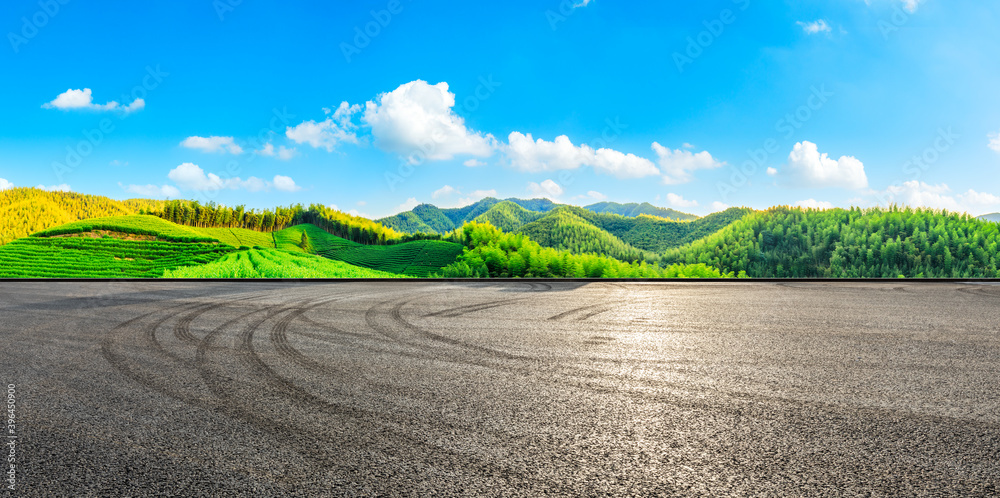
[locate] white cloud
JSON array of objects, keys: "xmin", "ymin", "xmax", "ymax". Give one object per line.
[
  {"xmin": 463, "ymin": 159, "xmax": 486, "ymax": 167},
  {"xmin": 527, "ymin": 179, "xmax": 564, "ymax": 199},
  {"xmin": 286, "ymin": 102, "xmax": 360, "ymax": 152},
  {"xmin": 35, "ymin": 184, "xmax": 71, "ymax": 192},
  {"xmin": 652, "ymin": 142, "xmax": 726, "ymax": 184},
  {"xmin": 166, "ymin": 163, "xmax": 281, "ymax": 192},
  {"xmin": 432, "ymin": 185, "xmax": 457, "ymax": 199},
  {"xmin": 797, "ymin": 19, "xmax": 831, "ymax": 34},
  {"xmin": 874, "ymin": 182, "xmax": 1000, "ymax": 213},
  {"xmin": 785, "ymin": 141, "xmax": 868, "ymax": 189},
  {"xmin": 119, "ymin": 183, "xmax": 181, "ymax": 198},
  {"xmin": 41, "ymin": 88, "xmax": 144, "ymax": 114},
  {"xmin": 988, "ymin": 131, "xmax": 1000, "ymax": 153},
  {"xmin": 394, "ymin": 197, "xmax": 420, "ymax": 213},
  {"xmin": 902, "ymin": 0, "xmax": 922, "ymax": 13},
  {"xmin": 795, "ymin": 199, "xmax": 835, "ymax": 210},
  {"xmin": 0, "ymin": 178, "xmax": 13, "ymax": 191},
  {"xmin": 711, "ymin": 201, "xmax": 730, "ymax": 211},
  {"xmin": 456, "ymin": 189, "xmax": 498, "ymax": 207},
  {"xmin": 504, "ymin": 133, "xmax": 659, "ymax": 179},
  {"xmin": 181, "ymin": 136, "xmax": 243, "ymax": 155},
  {"xmin": 272, "ymin": 175, "xmax": 301, "ymax": 192},
  {"xmin": 766, "ymin": 167, "xmax": 778, "ymax": 176},
  {"xmin": 356, "ymin": 201, "xmax": 367, "ymax": 206},
  {"xmin": 362, "ymin": 80, "xmax": 495, "ymax": 162},
  {"xmin": 256, "ymin": 142, "xmax": 299, "ymax": 160},
  {"xmin": 577, "ymin": 190, "xmax": 607, "ymax": 201},
  {"xmin": 573, "ymin": 0, "xmax": 593, "ymax": 7},
  {"xmin": 666, "ymin": 193, "xmax": 698, "ymax": 208}
]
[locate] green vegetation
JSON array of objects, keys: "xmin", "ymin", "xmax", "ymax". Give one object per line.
[
  {"xmin": 0, "ymin": 187, "xmax": 165, "ymax": 245},
  {"xmin": 440, "ymin": 221, "xmax": 725, "ymax": 278},
  {"xmin": 663, "ymin": 206, "xmax": 1000, "ymax": 278},
  {"xmin": 584, "ymin": 201, "xmax": 698, "ymax": 221},
  {"xmin": 377, "ymin": 197, "xmax": 559, "ymax": 234},
  {"xmin": 471, "ymin": 201, "xmax": 545, "ymax": 232},
  {"xmin": 32, "ymin": 215, "xmax": 221, "ymax": 243},
  {"xmin": 516, "ymin": 208, "xmax": 650, "ymax": 263},
  {"xmin": 144, "ymin": 200, "xmax": 297, "ymax": 232},
  {"xmin": 162, "ymin": 248, "xmax": 403, "ymax": 278},
  {"xmin": 186, "ymin": 227, "xmax": 276, "ymax": 248},
  {"xmin": 273, "ymin": 224, "xmax": 464, "ymax": 277},
  {"xmin": 0, "ymin": 237, "xmax": 233, "ymax": 278},
  {"xmin": 587, "ymin": 207, "xmax": 753, "ymax": 253}
]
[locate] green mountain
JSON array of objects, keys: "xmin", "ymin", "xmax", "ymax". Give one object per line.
[
  {"xmin": 471, "ymin": 201, "xmax": 546, "ymax": 232},
  {"xmin": 663, "ymin": 206, "xmax": 1000, "ymax": 278},
  {"xmin": 584, "ymin": 201, "xmax": 697, "ymax": 221},
  {"xmin": 378, "ymin": 197, "xmax": 559, "ymax": 234},
  {"xmin": 516, "ymin": 207, "xmax": 650, "ymax": 262}
]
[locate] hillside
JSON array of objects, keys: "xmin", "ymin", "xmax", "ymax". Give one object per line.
[
  {"xmin": 377, "ymin": 197, "xmax": 558, "ymax": 234},
  {"xmin": 162, "ymin": 248, "xmax": 403, "ymax": 278},
  {"xmin": 978, "ymin": 213, "xmax": 1000, "ymax": 223},
  {"xmin": 586, "ymin": 207, "xmax": 753, "ymax": 253},
  {"xmin": 0, "ymin": 187, "xmax": 165, "ymax": 245},
  {"xmin": 273, "ymin": 224, "xmax": 464, "ymax": 277},
  {"xmin": 584, "ymin": 201, "xmax": 697, "ymax": 221},
  {"xmin": 516, "ymin": 207, "xmax": 650, "ymax": 262},
  {"xmin": 663, "ymin": 206, "xmax": 1000, "ymax": 278},
  {"xmin": 470, "ymin": 201, "xmax": 546, "ymax": 232}
]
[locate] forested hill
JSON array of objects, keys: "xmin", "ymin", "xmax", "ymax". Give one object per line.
[
  {"xmin": 378, "ymin": 197, "xmax": 702, "ymax": 235},
  {"xmin": 377, "ymin": 197, "xmax": 559, "ymax": 234},
  {"xmin": 663, "ymin": 206, "xmax": 1000, "ymax": 278},
  {"xmin": 0, "ymin": 187, "xmax": 165, "ymax": 245},
  {"xmin": 584, "ymin": 201, "xmax": 697, "ymax": 221}
]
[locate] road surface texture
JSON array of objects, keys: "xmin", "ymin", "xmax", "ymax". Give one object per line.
[{"xmin": 1, "ymin": 281, "xmax": 999, "ymax": 496}]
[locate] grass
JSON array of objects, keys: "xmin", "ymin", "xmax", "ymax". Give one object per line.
[
  {"xmin": 0, "ymin": 237, "xmax": 234, "ymax": 278},
  {"xmin": 273, "ymin": 224, "xmax": 463, "ymax": 277},
  {"xmin": 162, "ymin": 248, "xmax": 404, "ymax": 278},
  {"xmin": 189, "ymin": 227, "xmax": 276, "ymax": 248}
]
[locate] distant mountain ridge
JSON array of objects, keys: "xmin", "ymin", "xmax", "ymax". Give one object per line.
[
  {"xmin": 978, "ymin": 213, "xmax": 1000, "ymax": 222},
  {"xmin": 377, "ymin": 197, "xmax": 698, "ymax": 235},
  {"xmin": 584, "ymin": 201, "xmax": 697, "ymax": 221}
]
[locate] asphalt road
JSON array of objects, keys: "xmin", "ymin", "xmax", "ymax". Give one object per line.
[{"xmin": 1, "ymin": 281, "xmax": 999, "ymax": 496}]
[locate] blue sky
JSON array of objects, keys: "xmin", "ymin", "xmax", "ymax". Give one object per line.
[{"xmin": 2, "ymin": 0, "xmax": 999, "ymax": 217}]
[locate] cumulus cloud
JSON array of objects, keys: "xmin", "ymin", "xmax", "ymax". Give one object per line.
[
  {"xmin": 785, "ymin": 141, "xmax": 868, "ymax": 189},
  {"xmin": 0, "ymin": 178, "xmax": 13, "ymax": 191},
  {"xmin": 119, "ymin": 183, "xmax": 181, "ymax": 198},
  {"xmin": 711, "ymin": 201, "xmax": 730, "ymax": 211},
  {"xmin": 652, "ymin": 143, "xmax": 726, "ymax": 184},
  {"xmin": 527, "ymin": 179, "xmax": 564, "ymax": 199},
  {"xmin": 432, "ymin": 185, "xmax": 457, "ymax": 199},
  {"xmin": 797, "ymin": 20, "xmax": 831, "ymax": 34},
  {"xmin": 394, "ymin": 197, "xmax": 420, "ymax": 213},
  {"xmin": 989, "ymin": 131, "xmax": 1000, "ymax": 153},
  {"xmin": 666, "ymin": 193, "xmax": 698, "ymax": 208},
  {"xmin": 362, "ymin": 80, "xmax": 495, "ymax": 162},
  {"xmin": 255, "ymin": 142, "xmax": 298, "ymax": 160},
  {"xmin": 463, "ymin": 159, "xmax": 486, "ymax": 167},
  {"xmin": 166, "ymin": 163, "xmax": 294, "ymax": 193},
  {"xmin": 876, "ymin": 181, "xmax": 1000, "ymax": 213},
  {"xmin": 35, "ymin": 184, "xmax": 71, "ymax": 192},
  {"xmin": 795, "ymin": 199, "xmax": 835, "ymax": 209},
  {"xmin": 574, "ymin": 190, "xmax": 607, "ymax": 201},
  {"xmin": 181, "ymin": 136, "xmax": 243, "ymax": 155},
  {"xmin": 766, "ymin": 167, "xmax": 778, "ymax": 176},
  {"xmin": 504, "ymin": 133, "xmax": 659, "ymax": 179},
  {"xmin": 41, "ymin": 88, "xmax": 144, "ymax": 114},
  {"xmin": 287, "ymin": 102, "xmax": 361, "ymax": 152},
  {"xmin": 574, "ymin": 0, "xmax": 593, "ymax": 7}
]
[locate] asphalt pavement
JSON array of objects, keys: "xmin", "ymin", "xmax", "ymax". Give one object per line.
[{"xmin": 1, "ymin": 281, "xmax": 998, "ymax": 496}]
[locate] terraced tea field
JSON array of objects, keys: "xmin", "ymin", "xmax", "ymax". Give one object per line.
[
  {"xmin": 161, "ymin": 248, "xmax": 402, "ymax": 278},
  {"xmin": 0, "ymin": 237, "xmax": 234, "ymax": 278},
  {"xmin": 318, "ymin": 240, "xmax": 464, "ymax": 277}
]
